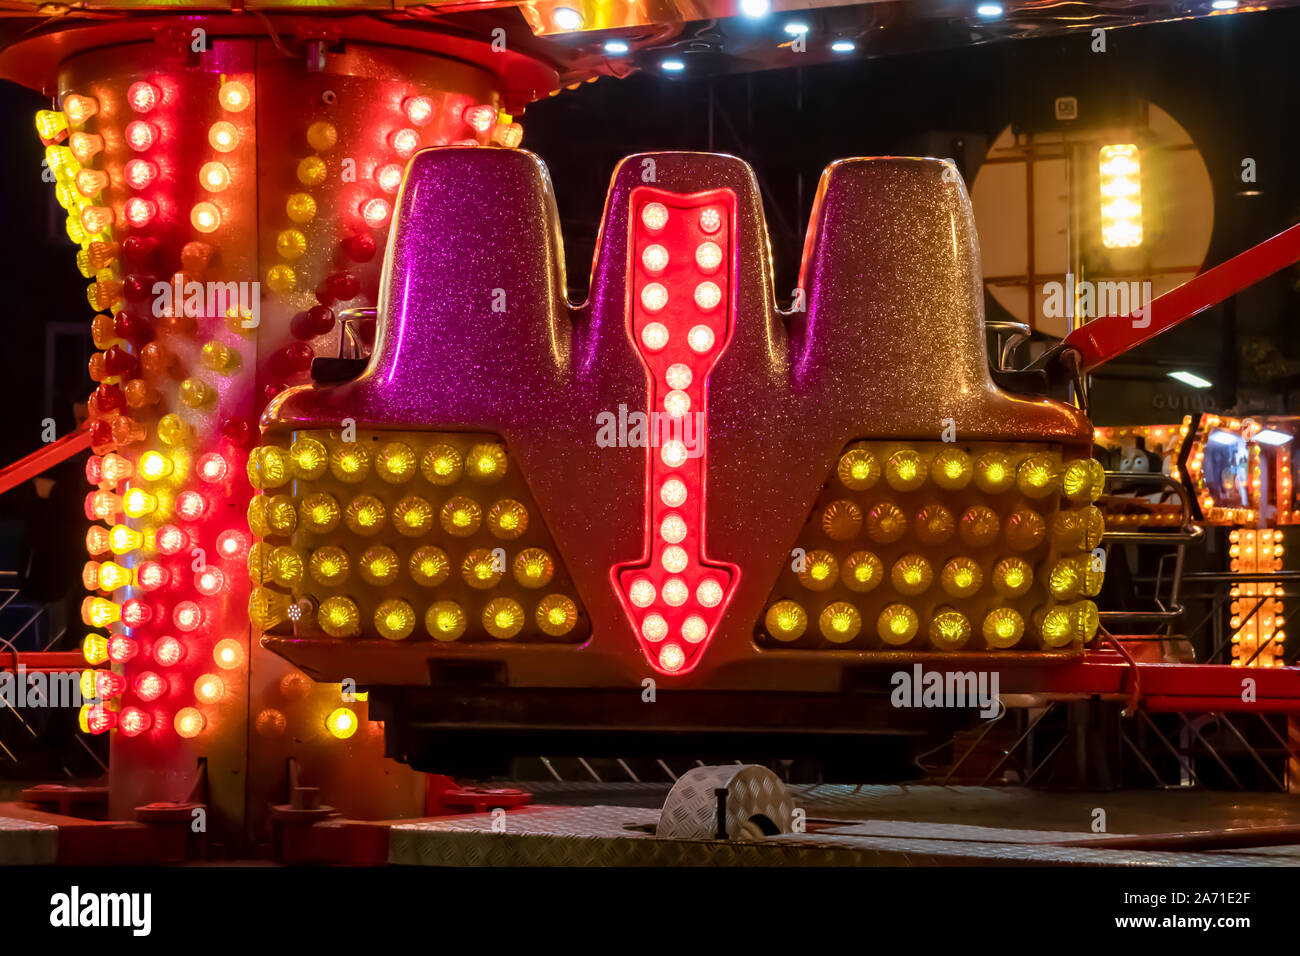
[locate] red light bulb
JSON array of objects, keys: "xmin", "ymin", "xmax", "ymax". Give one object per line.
[
  {"xmin": 404, "ymin": 95, "xmax": 435, "ymax": 126},
  {"xmin": 107, "ymin": 634, "xmax": 139, "ymax": 664},
  {"xmin": 127, "ymin": 81, "xmax": 159, "ymax": 113},
  {"xmin": 124, "ymin": 159, "xmax": 158, "ymax": 190},
  {"xmin": 92, "ymin": 670, "xmax": 128, "ymax": 699},
  {"xmin": 133, "ymin": 672, "xmax": 166, "ymax": 703},
  {"xmin": 216, "ymin": 529, "xmax": 248, "ymax": 560},
  {"xmin": 376, "ymin": 163, "xmax": 403, "ymax": 193},
  {"xmin": 176, "ymin": 491, "xmax": 206, "ymax": 521},
  {"xmin": 124, "ymin": 197, "xmax": 157, "ymax": 228},
  {"xmin": 153, "ymin": 635, "xmax": 184, "ymax": 666},
  {"xmin": 389, "ymin": 128, "xmax": 419, "ymax": 157},
  {"xmin": 174, "ymin": 601, "xmax": 202, "ymax": 632},
  {"xmin": 361, "ymin": 198, "xmax": 391, "ymax": 228},
  {"xmin": 81, "ymin": 705, "xmax": 117, "ymax": 735},
  {"xmin": 156, "ymin": 526, "xmax": 187, "ymax": 557},
  {"xmin": 85, "ymin": 455, "xmax": 104, "ymax": 485},
  {"xmin": 125, "ymin": 120, "xmax": 158, "ymax": 152},
  {"xmin": 136, "ymin": 561, "xmax": 168, "ymax": 591},
  {"xmin": 197, "ymin": 452, "xmax": 228, "ymax": 483},
  {"xmin": 121, "ymin": 598, "xmax": 152, "ymax": 627},
  {"xmin": 118, "ymin": 706, "xmax": 152, "ymax": 736},
  {"xmin": 195, "ymin": 566, "xmax": 225, "ymax": 596}
]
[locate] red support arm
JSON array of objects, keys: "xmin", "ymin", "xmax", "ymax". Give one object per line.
[
  {"xmin": 0, "ymin": 426, "xmax": 90, "ymax": 498},
  {"xmin": 1062, "ymin": 221, "xmax": 1300, "ymax": 373}
]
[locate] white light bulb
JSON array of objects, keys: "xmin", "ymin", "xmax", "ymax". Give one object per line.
[
  {"xmin": 688, "ymin": 325, "xmax": 715, "ymax": 353},
  {"xmin": 696, "ymin": 579, "xmax": 723, "ymax": 607},
  {"xmin": 642, "ymin": 613, "xmax": 668, "ymax": 642},
  {"xmin": 694, "ymin": 281, "xmax": 721, "ymax": 311},
  {"xmin": 641, "ymin": 202, "xmax": 668, "ymax": 231},
  {"xmin": 629, "ymin": 578, "xmax": 656, "ymax": 608},
  {"xmin": 699, "ymin": 208, "xmax": 721, "ymax": 234},
  {"xmin": 641, "ymin": 283, "xmax": 668, "ymax": 312},
  {"xmin": 666, "ymin": 363, "xmax": 692, "ymax": 389},
  {"xmin": 695, "ymin": 241, "xmax": 722, "ymax": 272},
  {"xmin": 659, "ymin": 643, "xmax": 685, "ymax": 671},
  {"xmin": 662, "ymin": 545, "xmax": 689, "ymax": 573},
  {"xmin": 641, "ymin": 322, "xmax": 669, "ymax": 351},
  {"xmin": 661, "ymin": 513, "xmax": 687, "ymax": 543},
  {"xmin": 642, "ymin": 244, "xmax": 669, "ymax": 273},
  {"xmin": 661, "ymin": 478, "xmax": 688, "ymax": 507},
  {"xmin": 681, "ymin": 615, "xmax": 707, "ymax": 643},
  {"xmin": 661, "ymin": 441, "xmax": 688, "ymax": 468},
  {"xmin": 664, "ymin": 389, "xmax": 691, "ymax": 417},
  {"xmin": 662, "ymin": 578, "xmax": 688, "ymax": 606}
]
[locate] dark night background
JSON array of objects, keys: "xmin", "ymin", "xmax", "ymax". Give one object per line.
[{"xmin": 0, "ymin": 8, "xmax": 1296, "ymax": 616}]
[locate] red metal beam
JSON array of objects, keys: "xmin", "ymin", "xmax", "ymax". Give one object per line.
[
  {"xmin": 1062, "ymin": 221, "xmax": 1300, "ymax": 372},
  {"xmin": 0, "ymin": 651, "xmax": 91, "ymax": 673},
  {"xmin": 0, "ymin": 426, "xmax": 91, "ymax": 497}
]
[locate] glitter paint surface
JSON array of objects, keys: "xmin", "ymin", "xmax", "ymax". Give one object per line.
[{"xmin": 265, "ymin": 148, "xmax": 1091, "ymax": 688}]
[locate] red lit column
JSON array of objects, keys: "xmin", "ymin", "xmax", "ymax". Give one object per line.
[{"xmin": 613, "ymin": 188, "xmax": 740, "ymax": 675}]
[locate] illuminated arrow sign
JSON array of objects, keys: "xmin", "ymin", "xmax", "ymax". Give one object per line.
[{"xmin": 612, "ymin": 186, "xmax": 740, "ymax": 675}]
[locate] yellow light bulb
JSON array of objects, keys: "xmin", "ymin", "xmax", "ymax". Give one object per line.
[
  {"xmin": 842, "ymin": 551, "xmax": 883, "ymax": 593},
  {"xmin": 837, "ymin": 447, "xmax": 880, "ymax": 491},
  {"xmin": 462, "ymin": 548, "xmax": 504, "ymax": 589},
  {"xmin": 819, "ymin": 602, "xmax": 862, "ymax": 643},
  {"xmin": 375, "ymin": 441, "xmax": 417, "ymax": 483},
  {"xmin": 440, "ymin": 496, "xmax": 482, "ymax": 537},
  {"xmin": 865, "ymin": 501, "xmax": 908, "ymax": 544},
  {"xmin": 426, "ymin": 601, "xmax": 467, "ymax": 642},
  {"xmin": 974, "ymin": 451, "xmax": 1015, "ymax": 494},
  {"xmin": 326, "ymin": 707, "xmax": 358, "ymax": 740},
  {"xmin": 537, "ymin": 594, "xmax": 578, "ymax": 636},
  {"xmin": 359, "ymin": 545, "xmax": 400, "ymax": 586},
  {"xmin": 877, "ymin": 604, "xmax": 919, "ymax": 646},
  {"xmin": 122, "ymin": 488, "xmax": 157, "ymax": 518},
  {"xmin": 421, "ymin": 443, "xmax": 463, "ymax": 485},
  {"xmin": 375, "ymin": 599, "xmax": 416, "ymax": 641},
  {"xmin": 765, "ymin": 600, "xmax": 807, "ymax": 641},
  {"xmin": 890, "ymin": 554, "xmax": 934, "ymax": 596},
  {"xmin": 1005, "ymin": 508, "xmax": 1046, "ymax": 551},
  {"xmin": 465, "ymin": 443, "xmax": 507, "ymax": 484},
  {"xmin": 309, "ymin": 545, "xmax": 351, "ymax": 586},
  {"xmin": 250, "ymin": 585, "xmax": 291, "ymax": 629},
  {"xmin": 247, "ymin": 446, "xmax": 291, "ymax": 489},
  {"xmin": 914, "ymin": 502, "xmax": 955, "ymax": 545},
  {"xmin": 289, "ymin": 436, "xmax": 328, "ymax": 480},
  {"xmin": 797, "ymin": 550, "xmax": 838, "ymax": 591},
  {"xmin": 319, "ymin": 596, "xmax": 361, "ymax": 638},
  {"xmin": 983, "ymin": 607, "xmax": 1025, "ymax": 649},
  {"xmin": 931, "ymin": 447, "xmax": 973, "ymax": 490},
  {"xmin": 992, "ymin": 556, "xmax": 1033, "ymax": 597},
  {"xmin": 958, "ymin": 505, "xmax": 1000, "ymax": 547},
  {"xmin": 483, "ymin": 598, "xmax": 525, "ymax": 639},
  {"xmin": 138, "ymin": 450, "xmax": 174, "ymax": 481},
  {"xmin": 1016, "ymin": 454, "xmax": 1059, "ymax": 499},
  {"xmin": 487, "ymin": 499, "xmax": 529, "ymax": 540},
  {"xmin": 820, "ymin": 499, "xmax": 863, "ymax": 541},
  {"xmin": 940, "ymin": 556, "xmax": 983, "ymax": 598},
  {"xmin": 929, "ymin": 609, "xmax": 972, "ymax": 650},
  {"xmin": 884, "ymin": 448, "xmax": 927, "ymax": 492},
  {"xmin": 276, "ymin": 228, "xmax": 308, "ymax": 260},
  {"xmin": 329, "ymin": 443, "xmax": 370, "ymax": 482},
  {"xmin": 344, "ymin": 495, "xmax": 387, "ymax": 536},
  {"xmin": 268, "ymin": 546, "xmax": 304, "ymax": 587},
  {"xmin": 408, "ymin": 546, "xmax": 450, "ymax": 587},
  {"xmin": 513, "ymin": 548, "xmax": 554, "ymax": 589},
  {"xmin": 392, "ymin": 496, "xmax": 435, "ymax": 537}
]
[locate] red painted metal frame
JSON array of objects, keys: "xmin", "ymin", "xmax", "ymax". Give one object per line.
[
  {"xmin": 0, "ymin": 426, "xmax": 90, "ymax": 498},
  {"xmin": 1063, "ymin": 221, "xmax": 1300, "ymax": 372},
  {"xmin": 975, "ymin": 643, "xmax": 1300, "ymax": 713},
  {"xmin": 0, "ymin": 651, "xmax": 89, "ymax": 673}
]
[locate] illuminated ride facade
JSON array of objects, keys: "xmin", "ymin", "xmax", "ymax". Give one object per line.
[{"xmin": 4, "ymin": 1, "xmax": 1300, "ymax": 858}]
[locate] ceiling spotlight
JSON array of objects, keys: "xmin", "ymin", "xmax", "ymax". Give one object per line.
[
  {"xmin": 661, "ymin": 58, "xmax": 686, "ymax": 72},
  {"xmin": 830, "ymin": 39, "xmax": 856, "ymax": 54},
  {"xmin": 976, "ymin": 2, "xmax": 1004, "ymax": 16},
  {"xmin": 1168, "ymin": 370, "xmax": 1213, "ymax": 389},
  {"xmin": 1253, "ymin": 429, "xmax": 1293, "ymax": 446},
  {"xmin": 740, "ymin": 0, "xmax": 771, "ymax": 18},
  {"xmin": 604, "ymin": 39, "xmax": 630, "ymax": 55},
  {"xmin": 1211, "ymin": 0, "xmax": 1239, "ymax": 9},
  {"xmin": 784, "ymin": 22, "xmax": 810, "ymax": 35},
  {"xmin": 553, "ymin": 6, "xmax": 584, "ymax": 31}
]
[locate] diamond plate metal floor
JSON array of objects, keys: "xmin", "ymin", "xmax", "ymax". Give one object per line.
[{"xmin": 389, "ymin": 784, "xmax": 1300, "ymax": 866}]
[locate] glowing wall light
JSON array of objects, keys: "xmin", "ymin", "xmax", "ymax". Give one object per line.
[
  {"xmin": 612, "ymin": 188, "xmax": 740, "ymax": 675},
  {"xmin": 1099, "ymin": 144, "xmax": 1143, "ymax": 249}
]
